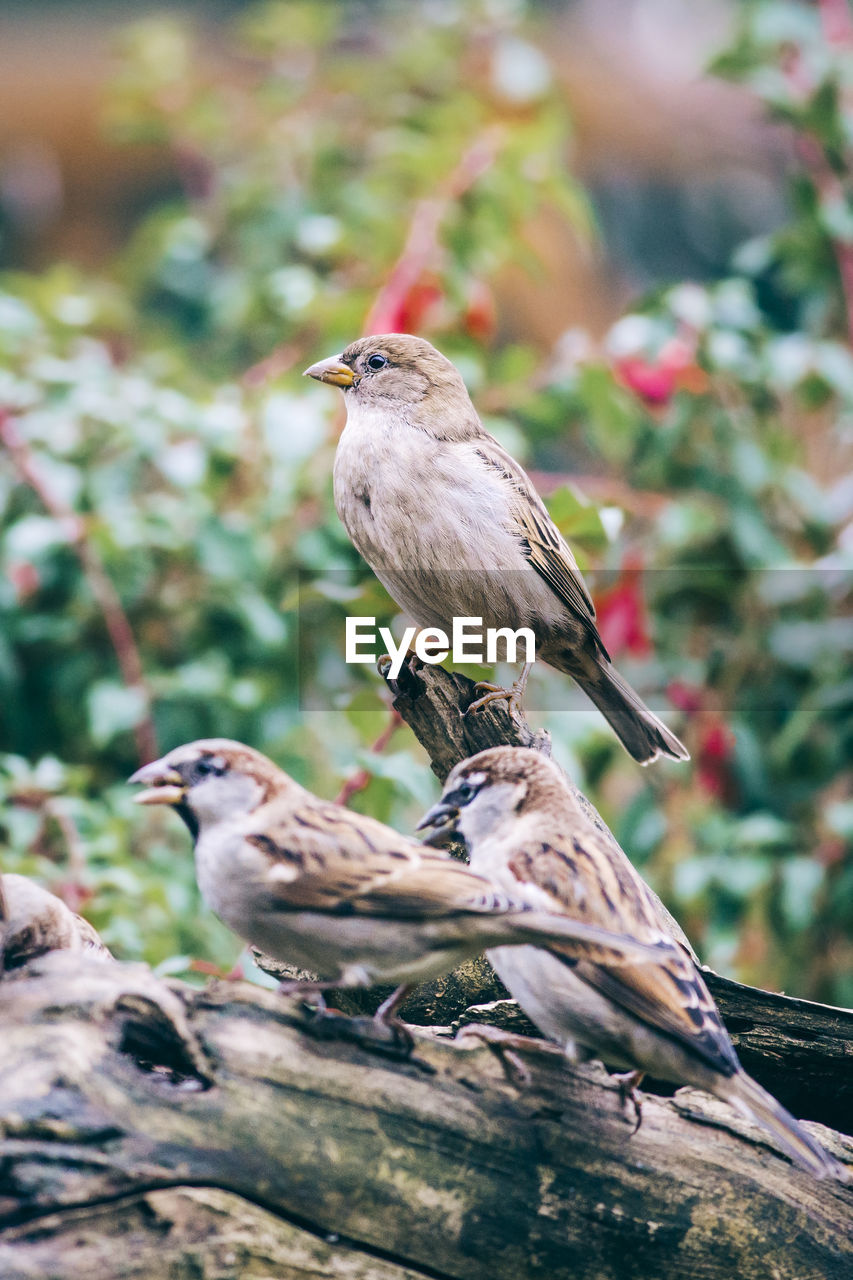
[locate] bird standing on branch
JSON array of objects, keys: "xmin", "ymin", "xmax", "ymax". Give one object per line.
[
  {"xmin": 418, "ymin": 746, "xmax": 846, "ymax": 1181},
  {"xmin": 305, "ymin": 333, "xmax": 688, "ymax": 765},
  {"xmin": 129, "ymin": 738, "xmax": 667, "ymax": 1032}
]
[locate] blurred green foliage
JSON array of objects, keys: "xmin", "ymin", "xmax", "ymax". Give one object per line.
[{"xmin": 0, "ymin": 0, "xmax": 850, "ymax": 1001}]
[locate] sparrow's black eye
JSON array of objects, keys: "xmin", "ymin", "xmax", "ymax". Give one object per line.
[
  {"xmin": 454, "ymin": 781, "xmax": 477, "ymax": 805},
  {"xmin": 193, "ymin": 755, "xmax": 227, "ymax": 781},
  {"xmin": 366, "ymin": 353, "xmax": 388, "ymax": 371}
]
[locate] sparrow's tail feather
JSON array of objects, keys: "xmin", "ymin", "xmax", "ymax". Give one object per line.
[
  {"xmin": 719, "ymin": 1069, "xmax": 847, "ymax": 1181},
  {"xmin": 573, "ymin": 661, "xmax": 689, "ymax": 765}
]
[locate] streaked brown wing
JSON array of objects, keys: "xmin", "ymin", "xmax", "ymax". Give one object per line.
[
  {"xmin": 506, "ymin": 839, "xmax": 738, "ymax": 1073},
  {"xmin": 248, "ymin": 804, "xmax": 673, "ymax": 963},
  {"xmin": 507, "ymin": 837, "xmax": 666, "ymax": 939},
  {"xmin": 573, "ymin": 955, "xmax": 741, "ymax": 1075},
  {"xmin": 247, "ymin": 801, "xmax": 514, "ymax": 919},
  {"xmin": 473, "ymin": 436, "xmax": 601, "ymax": 638}
]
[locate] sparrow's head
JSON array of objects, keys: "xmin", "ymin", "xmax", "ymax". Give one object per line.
[
  {"xmin": 0, "ymin": 873, "xmax": 104, "ymax": 970},
  {"xmin": 304, "ymin": 334, "xmax": 478, "ymax": 435},
  {"xmin": 418, "ymin": 746, "xmax": 566, "ymax": 849},
  {"xmin": 129, "ymin": 739, "xmax": 293, "ymax": 837}
]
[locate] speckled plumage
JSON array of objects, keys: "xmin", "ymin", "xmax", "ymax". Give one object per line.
[
  {"xmin": 420, "ymin": 747, "xmax": 846, "ymax": 1181},
  {"xmin": 129, "ymin": 739, "xmax": 663, "ymax": 994},
  {"xmin": 0, "ymin": 874, "xmax": 110, "ymax": 972},
  {"xmin": 306, "ymin": 334, "xmax": 688, "ymax": 764}
]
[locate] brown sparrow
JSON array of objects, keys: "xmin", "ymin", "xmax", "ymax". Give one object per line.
[
  {"xmin": 0, "ymin": 873, "xmax": 110, "ymax": 972},
  {"xmin": 129, "ymin": 738, "xmax": 665, "ymax": 1025},
  {"xmin": 418, "ymin": 746, "xmax": 846, "ymax": 1180},
  {"xmin": 305, "ymin": 334, "xmax": 688, "ymax": 765}
]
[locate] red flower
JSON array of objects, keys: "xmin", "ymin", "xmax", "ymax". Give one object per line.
[
  {"xmin": 667, "ymin": 680, "xmax": 704, "ymax": 715},
  {"xmin": 371, "ymin": 277, "xmax": 444, "ymax": 334},
  {"xmin": 463, "ymin": 278, "xmax": 496, "ymax": 342},
  {"xmin": 8, "ymin": 560, "xmax": 40, "ymax": 600},
  {"xmin": 55, "ymin": 881, "xmax": 93, "ymax": 914},
  {"xmin": 667, "ymin": 679, "xmax": 736, "ymax": 799},
  {"xmin": 696, "ymin": 720, "xmax": 737, "ymax": 801},
  {"xmin": 594, "ymin": 558, "xmax": 651, "ymax": 658},
  {"xmin": 613, "ymin": 337, "xmax": 705, "ymax": 407}
]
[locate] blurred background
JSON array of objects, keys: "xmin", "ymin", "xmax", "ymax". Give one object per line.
[{"xmin": 0, "ymin": 0, "xmax": 850, "ymax": 1003}]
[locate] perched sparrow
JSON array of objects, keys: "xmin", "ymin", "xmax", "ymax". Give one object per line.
[
  {"xmin": 129, "ymin": 738, "xmax": 664, "ymax": 1023},
  {"xmin": 419, "ymin": 747, "xmax": 845, "ymax": 1180},
  {"xmin": 305, "ymin": 334, "xmax": 688, "ymax": 765},
  {"xmin": 0, "ymin": 873, "xmax": 110, "ymax": 973}
]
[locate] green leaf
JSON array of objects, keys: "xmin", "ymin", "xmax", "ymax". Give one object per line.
[{"xmin": 87, "ymin": 682, "xmax": 149, "ymax": 746}]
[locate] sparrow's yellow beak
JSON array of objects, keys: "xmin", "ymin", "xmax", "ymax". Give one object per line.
[
  {"xmin": 303, "ymin": 354, "xmax": 358, "ymax": 388},
  {"xmin": 128, "ymin": 759, "xmax": 186, "ymax": 807}
]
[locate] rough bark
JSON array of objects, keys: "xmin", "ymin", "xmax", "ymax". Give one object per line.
[
  {"xmin": 1, "ymin": 653, "xmax": 850, "ymax": 1278},
  {"xmin": 254, "ymin": 953, "xmax": 853, "ymax": 1134},
  {"xmin": 0, "ymin": 956, "xmax": 850, "ymax": 1280}
]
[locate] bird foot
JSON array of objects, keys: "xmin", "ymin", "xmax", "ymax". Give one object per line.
[
  {"xmin": 306, "ymin": 1007, "xmax": 418, "ymax": 1061},
  {"xmin": 374, "ymin": 1013, "xmax": 416, "ymax": 1055},
  {"xmin": 454, "ymin": 1022, "xmax": 565, "ymax": 1086},
  {"xmin": 377, "ymin": 647, "xmax": 420, "ymax": 680},
  {"xmin": 612, "ymin": 1069, "xmax": 645, "ymax": 1134},
  {"xmin": 465, "ymin": 662, "xmax": 531, "ymax": 722},
  {"xmin": 291, "ymin": 981, "xmax": 418, "ymax": 1062},
  {"xmin": 371, "ymin": 982, "xmax": 415, "ymax": 1054},
  {"xmin": 277, "ymin": 979, "xmax": 335, "ymax": 1005}
]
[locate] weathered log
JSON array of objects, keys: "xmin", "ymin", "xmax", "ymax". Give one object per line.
[
  {"xmin": 0, "ymin": 955, "xmax": 850, "ymax": 1280},
  {"xmin": 1, "ymin": 654, "xmax": 850, "ymax": 1277},
  {"xmin": 254, "ymin": 949, "xmax": 853, "ymax": 1133}
]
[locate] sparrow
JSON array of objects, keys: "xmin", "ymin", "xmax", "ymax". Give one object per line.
[
  {"xmin": 304, "ymin": 334, "xmax": 688, "ymax": 765},
  {"xmin": 0, "ymin": 873, "xmax": 110, "ymax": 973},
  {"xmin": 129, "ymin": 738, "xmax": 666, "ymax": 1026},
  {"xmin": 418, "ymin": 746, "xmax": 846, "ymax": 1180}
]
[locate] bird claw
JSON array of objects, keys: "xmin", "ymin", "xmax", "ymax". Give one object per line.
[
  {"xmin": 298, "ymin": 999, "xmax": 417, "ymax": 1062},
  {"xmin": 466, "ymin": 681, "xmax": 522, "ymax": 719},
  {"xmin": 612, "ymin": 1069, "xmax": 645, "ymax": 1134},
  {"xmin": 377, "ymin": 648, "xmax": 420, "ymax": 681},
  {"xmin": 376, "ymin": 1014, "xmax": 416, "ymax": 1056},
  {"xmin": 454, "ymin": 1022, "xmax": 564, "ymax": 1087},
  {"xmin": 465, "ymin": 663, "xmax": 531, "ymax": 722},
  {"xmin": 277, "ymin": 979, "xmax": 334, "ymax": 1006}
]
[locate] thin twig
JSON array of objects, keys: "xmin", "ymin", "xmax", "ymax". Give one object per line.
[
  {"xmin": 241, "ymin": 342, "xmax": 303, "ymax": 390},
  {"xmin": 0, "ymin": 409, "xmax": 158, "ymax": 766},
  {"xmin": 334, "ymin": 706, "xmax": 404, "ymax": 806},
  {"xmin": 363, "ymin": 126, "xmax": 505, "ymax": 335}
]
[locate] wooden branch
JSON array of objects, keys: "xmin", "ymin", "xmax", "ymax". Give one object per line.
[
  {"xmin": 380, "ymin": 652, "xmax": 552, "ymax": 783},
  {"xmin": 0, "ymin": 956, "xmax": 849, "ymax": 1280}
]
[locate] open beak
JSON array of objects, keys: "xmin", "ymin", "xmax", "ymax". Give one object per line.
[
  {"xmin": 417, "ymin": 799, "xmax": 460, "ymax": 848},
  {"xmin": 303, "ymin": 354, "xmax": 358, "ymax": 388},
  {"xmin": 128, "ymin": 758, "xmax": 186, "ymax": 807}
]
